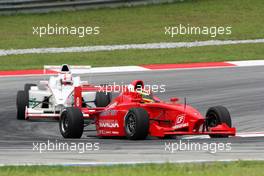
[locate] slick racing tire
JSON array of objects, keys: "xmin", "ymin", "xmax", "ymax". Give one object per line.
[
  {"xmin": 24, "ymin": 83, "xmax": 37, "ymax": 107},
  {"xmin": 16, "ymin": 90, "xmax": 27, "ymax": 120},
  {"xmin": 206, "ymin": 106, "xmax": 232, "ymax": 138},
  {"xmin": 59, "ymin": 107, "xmax": 84, "ymax": 138},
  {"xmin": 125, "ymin": 108, "xmax": 149, "ymax": 140},
  {"xmin": 95, "ymin": 92, "xmax": 112, "ymax": 107}
]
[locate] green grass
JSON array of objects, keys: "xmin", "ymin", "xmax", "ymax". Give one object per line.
[
  {"xmin": 0, "ymin": 161, "xmax": 264, "ymax": 176},
  {"xmin": 0, "ymin": 0, "xmax": 263, "ymax": 71},
  {"xmin": 0, "ymin": 0, "xmax": 263, "ymax": 49},
  {"xmin": 0, "ymin": 43, "xmax": 263, "ymax": 71}
]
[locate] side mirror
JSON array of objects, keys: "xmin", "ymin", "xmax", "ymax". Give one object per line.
[{"xmin": 170, "ymin": 97, "xmax": 179, "ymax": 102}]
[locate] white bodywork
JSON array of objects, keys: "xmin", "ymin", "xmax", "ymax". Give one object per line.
[{"xmin": 26, "ymin": 65, "xmax": 96, "ymax": 119}]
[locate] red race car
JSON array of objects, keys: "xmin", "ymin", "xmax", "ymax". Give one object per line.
[{"xmin": 59, "ymin": 80, "xmax": 236, "ymax": 139}]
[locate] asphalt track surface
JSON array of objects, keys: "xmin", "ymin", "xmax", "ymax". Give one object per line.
[{"xmin": 0, "ymin": 66, "xmax": 264, "ymax": 165}]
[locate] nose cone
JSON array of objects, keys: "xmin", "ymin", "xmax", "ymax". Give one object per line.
[
  {"xmin": 184, "ymin": 105, "xmax": 204, "ymax": 120},
  {"xmin": 165, "ymin": 103, "xmax": 204, "ymax": 119}
]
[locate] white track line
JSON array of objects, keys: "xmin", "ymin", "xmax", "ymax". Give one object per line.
[
  {"xmin": 49, "ymin": 60, "xmax": 264, "ymax": 74},
  {"xmin": 0, "ymin": 39, "xmax": 264, "ymax": 56},
  {"xmin": 183, "ymin": 132, "xmax": 264, "ymax": 140},
  {"xmin": 228, "ymin": 60, "xmax": 264, "ymax": 67},
  {"xmin": 0, "ymin": 159, "xmax": 259, "ymax": 167}
]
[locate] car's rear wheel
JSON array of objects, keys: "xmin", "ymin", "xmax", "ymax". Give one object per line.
[
  {"xmin": 206, "ymin": 106, "xmax": 232, "ymax": 138},
  {"xmin": 125, "ymin": 108, "xmax": 149, "ymax": 140},
  {"xmin": 59, "ymin": 107, "xmax": 84, "ymax": 138},
  {"xmin": 95, "ymin": 92, "xmax": 112, "ymax": 107},
  {"xmin": 16, "ymin": 90, "xmax": 27, "ymax": 120}
]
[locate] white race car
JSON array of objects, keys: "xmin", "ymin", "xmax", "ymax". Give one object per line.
[{"xmin": 16, "ymin": 64, "xmax": 111, "ymax": 120}]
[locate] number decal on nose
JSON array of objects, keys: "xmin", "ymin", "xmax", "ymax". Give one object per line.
[{"xmin": 176, "ymin": 115, "xmax": 185, "ymax": 124}]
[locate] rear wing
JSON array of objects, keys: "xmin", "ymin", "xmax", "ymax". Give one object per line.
[{"xmin": 43, "ymin": 65, "xmax": 91, "ymax": 74}]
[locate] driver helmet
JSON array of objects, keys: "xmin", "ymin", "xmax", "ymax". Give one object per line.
[
  {"xmin": 137, "ymin": 89, "xmax": 154, "ymax": 103},
  {"xmin": 60, "ymin": 73, "xmax": 73, "ymax": 85}
]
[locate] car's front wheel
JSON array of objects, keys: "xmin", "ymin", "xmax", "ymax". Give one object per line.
[
  {"xmin": 206, "ymin": 106, "xmax": 232, "ymax": 138},
  {"xmin": 16, "ymin": 90, "xmax": 27, "ymax": 120},
  {"xmin": 59, "ymin": 107, "xmax": 84, "ymax": 138}
]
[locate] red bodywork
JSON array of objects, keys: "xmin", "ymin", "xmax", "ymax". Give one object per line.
[{"xmin": 74, "ymin": 80, "xmax": 236, "ymax": 138}]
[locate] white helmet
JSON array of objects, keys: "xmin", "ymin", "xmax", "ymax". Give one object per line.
[
  {"xmin": 59, "ymin": 72, "xmax": 73, "ymax": 85},
  {"xmin": 59, "ymin": 64, "xmax": 73, "ymax": 85}
]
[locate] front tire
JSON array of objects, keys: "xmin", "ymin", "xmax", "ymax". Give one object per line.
[
  {"xmin": 16, "ymin": 90, "xmax": 27, "ymax": 120},
  {"xmin": 59, "ymin": 107, "xmax": 84, "ymax": 138},
  {"xmin": 206, "ymin": 106, "xmax": 232, "ymax": 138},
  {"xmin": 125, "ymin": 108, "xmax": 149, "ymax": 140}
]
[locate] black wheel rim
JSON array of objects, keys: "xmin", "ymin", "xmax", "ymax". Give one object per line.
[
  {"xmin": 207, "ymin": 112, "xmax": 219, "ymax": 127},
  {"xmin": 61, "ymin": 113, "xmax": 69, "ymax": 133},
  {"xmin": 126, "ymin": 113, "xmax": 136, "ymax": 135}
]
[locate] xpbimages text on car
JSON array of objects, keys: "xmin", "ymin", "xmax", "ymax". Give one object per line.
[{"xmin": 16, "ymin": 64, "xmax": 236, "ymax": 140}]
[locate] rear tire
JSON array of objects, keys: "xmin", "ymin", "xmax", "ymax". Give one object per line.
[
  {"xmin": 16, "ymin": 90, "xmax": 27, "ymax": 120},
  {"xmin": 95, "ymin": 92, "xmax": 112, "ymax": 107},
  {"xmin": 59, "ymin": 107, "xmax": 84, "ymax": 138},
  {"xmin": 125, "ymin": 108, "xmax": 149, "ymax": 140},
  {"xmin": 206, "ymin": 106, "xmax": 232, "ymax": 138}
]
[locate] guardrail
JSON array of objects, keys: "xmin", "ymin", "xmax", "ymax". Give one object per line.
[{"xmin": 0, "ymin": 0, "xmax": 177, "ymax": 14}]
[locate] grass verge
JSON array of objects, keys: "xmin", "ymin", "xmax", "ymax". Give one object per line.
[
  {"xmin": 0, "ymin": 43, "xmax": 263, "ymax": 71},
  {"xmin": 0, "ymin": 0, "xmax": 263, "ymax": 49},
  {"xmin": 0, "ymin": 161, "xmax": 264, "ymax": 176}
]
